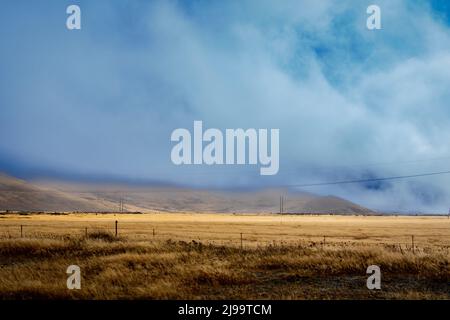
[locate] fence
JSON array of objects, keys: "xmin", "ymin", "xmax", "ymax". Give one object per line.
[{"xmin": 0, "ymin": 220, "xmax": 449, "ymax": 253}]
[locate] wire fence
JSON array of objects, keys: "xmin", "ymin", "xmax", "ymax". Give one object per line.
[{"xmin": 0, "ymin": 221, "xmax": 449, "ymax": 254}]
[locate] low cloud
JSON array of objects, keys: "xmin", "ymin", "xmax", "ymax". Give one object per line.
[{"xmin": 1, "ymin": 0, "xmax": 450, "ymax": 212}]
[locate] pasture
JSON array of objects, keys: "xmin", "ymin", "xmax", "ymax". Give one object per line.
[{"xmin": 0, "ymin": 213, "xmax": 448, "ymax": 299}]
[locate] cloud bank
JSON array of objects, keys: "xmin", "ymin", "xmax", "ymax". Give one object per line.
[{"xmin": 1, "ymin": 0, "xmax": 450, "ymax": 212}]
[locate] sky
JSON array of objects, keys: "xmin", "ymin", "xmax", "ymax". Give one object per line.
[{"xmin": 1, "ymin": 0, "xmax": 450, "ymax": 212}]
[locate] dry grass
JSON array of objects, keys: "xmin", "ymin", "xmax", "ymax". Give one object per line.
[{"xmin": 0, "ymin": 213, "xmax": 448, "ymax": 299}]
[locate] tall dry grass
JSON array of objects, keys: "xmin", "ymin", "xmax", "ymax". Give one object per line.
[{"xmin": 0, "ymin": 233, "xmax": 448, "ymax": 299}]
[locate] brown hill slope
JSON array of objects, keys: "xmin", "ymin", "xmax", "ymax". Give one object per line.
[
  {"xmin": 0, "ymin": 173, "xmax": 373, "ymax": 214},
  {"xmin": 34, "ymin": 180, "xmax": 373, "ymax": 214},
  {"xmin": 0, "ymin": 174, "xmax": 122, "ymax": 212}
]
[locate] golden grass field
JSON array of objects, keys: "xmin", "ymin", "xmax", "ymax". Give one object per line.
[{"xmin": 0, "ymin": 213, "xmax": 449, "ymax": 299}]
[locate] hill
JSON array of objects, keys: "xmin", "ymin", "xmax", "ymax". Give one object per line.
[
  {"xmin": 0, "ymin": 174, "xmax": 125, "ymax": 212},
  {"xmin": 0, "ymin": 173, "xmax": 373, "ymax": 214}
]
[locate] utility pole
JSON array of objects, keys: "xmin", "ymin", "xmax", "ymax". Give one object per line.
[
  {"xmin": 279, "ymin": 196, "xmax": 282, "ymax": 214},
  {"xmin": 280, "ymin": 196, "xmax": 285, "ymax": 214},
  {"xmin": 119, "ymin": 196, "xmax": 124, "ymax": 213}
]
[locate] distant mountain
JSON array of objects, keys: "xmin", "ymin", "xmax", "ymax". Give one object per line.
[{"xmin": 0, "ymin": 173, "xmax": 373, "ymax": 214}]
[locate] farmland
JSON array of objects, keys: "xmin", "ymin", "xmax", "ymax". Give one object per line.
[{"xmin": 0, "ymin": 213, "xmax": 449, "ymax": 299}]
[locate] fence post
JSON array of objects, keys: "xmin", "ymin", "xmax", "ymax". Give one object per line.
[
  {"xmin": 85, "ymin": 227, "xmax": 88, "ymax": 237},
  {"xmin": 240, "ymin": 233, "xmax": 243, "ymax": 250},
  {"xmin": 115, "ymin": 220, "xmax": 118, "ymax": 237},
  {"xmin": 323, "ymin": 236, "xmax": 326, "ymax": 249},
  {"xmin": 20, "ymin": 225, "xmax": 23, "ymax": 238},
  {"xmin": 153, "ymin": 228, "xmax": 155, "ymax": 238},
  {"xmin": 412, "ymin": 235, "xmax": 415, "ymax": 254}
]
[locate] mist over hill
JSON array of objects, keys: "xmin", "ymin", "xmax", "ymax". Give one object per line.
[{"xmin": 0, "ymin": 173, "xmax": 372, "ymax": 214}]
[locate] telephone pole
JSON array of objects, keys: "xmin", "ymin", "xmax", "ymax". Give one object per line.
[
  {"xmin": 280, "ymin": 196, "xmax": 281, "ymax": 214},
  {"xmin": 279, "ymin": 196, "xmax": 286, "ymax": 214},
  {"xmin": 280, "ymin": 196, "xmax": 283, "ymax": 214},
  {"xmin": 119, "ymin": 197, "xmax": 124, "ymax": 213}
]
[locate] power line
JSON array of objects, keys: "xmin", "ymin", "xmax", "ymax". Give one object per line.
[
  {"xmin": 3, "ymin": 170, "xmax": 450, "ymax": 193},
  {"xmin": 285, "ymin": 170, "xmax": 450, "ymax": 188}
]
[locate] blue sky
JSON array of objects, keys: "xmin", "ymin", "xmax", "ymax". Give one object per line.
[{"xmin": 2, "ymin": 0, "xmax": 450, "ymax": 212}]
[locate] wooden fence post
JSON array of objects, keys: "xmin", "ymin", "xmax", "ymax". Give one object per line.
[
  {"xmin": 240, "ymin": 233, "xmax": 243, "ymax": 250},
  {"xmin": 115, "ymin": 221, "xmax": 118, "ymax": 237},
  {"xmin": 412, "ymin": 235, "xmax": 415, "ymax": 254},
  {"xmin": 20, "ymin": 225, "xmax": 23, "ymax": 238}
]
